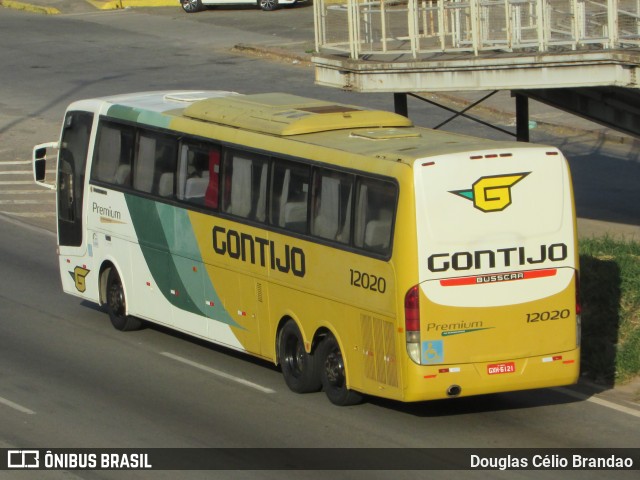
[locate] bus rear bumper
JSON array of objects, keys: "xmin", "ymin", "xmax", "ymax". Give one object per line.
[{"xmin": 402, "ymin": 348, "xmax": 580, "ymax": 402}]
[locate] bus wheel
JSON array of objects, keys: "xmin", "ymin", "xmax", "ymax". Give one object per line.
[
  {"xmin": 278, "ymin": 320, "xmax": 321, "ymax": 393},
  {"xmin": 106, "ymin": 269, "xmax": 143, "ymax": 332},
  {"xmin": 318, "ymin": 335, "xmax": 363, "ymax": 406}
]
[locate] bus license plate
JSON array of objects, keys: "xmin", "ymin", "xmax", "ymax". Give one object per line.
[{"xmin": 487, "ymin": 362, "xmax": 516, "ymax": 375}]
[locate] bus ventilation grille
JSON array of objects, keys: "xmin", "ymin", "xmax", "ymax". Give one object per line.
[{"xmin": 361, "ymin": 314, "xmax": 398, "ymax": 387}]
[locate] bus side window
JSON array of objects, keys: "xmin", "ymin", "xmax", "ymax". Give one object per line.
[
  {"xmin": 354, "ymin": 178, "xmax": 396, "ymax": 255},
  {"xmin": 221, "ymin": 150, "xmax": 268, "ymax": 221},
  {"xmin": 270, "ymin": 159, "xmax": 309, "ymax": 233},
  {"xmin": 178, "ymin": 142, "xmax": 218, "ymax": 208},
  {"xmin": 206, "ymin": 149, "xmax": 220, "ymax": 209},
  {"xmin": 311, "ymin": 169, "xmax": 353, "ymax": 244},
  {"xmin": 92, "ymin": 123, "xmax": 133, "ymax": 186},
  {"xmin": 134, "ymin": 132, "xmax": 177, "ymax": 198}
]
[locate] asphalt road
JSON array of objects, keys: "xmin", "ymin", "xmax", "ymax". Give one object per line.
[{"xmin": 0, "ymin": 6, "xmax": 639, "ymax": 478}]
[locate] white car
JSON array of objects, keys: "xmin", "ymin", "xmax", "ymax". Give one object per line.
[{"xmin": 180, "ymin": 0, "xmax": 301, "ymax": 12}]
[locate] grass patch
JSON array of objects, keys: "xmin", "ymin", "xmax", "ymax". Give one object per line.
[{"xmin": 579, "ymin": 236, "xmax": 640, "ymax": 385}]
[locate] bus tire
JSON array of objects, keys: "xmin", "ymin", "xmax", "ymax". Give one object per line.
[
  {"xmin": 278, "ymin": 320, "xmax": 321, "ymax": 393},
  {"xmin": 318, "ymin": 334, "xmax": 363, "ymax": 406},
  {"xmin": 106, "ymin": 268, "xmax": 143, "ymax": 332}
]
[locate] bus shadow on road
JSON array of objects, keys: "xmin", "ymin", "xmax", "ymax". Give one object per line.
[
  {"xmin": 365, "ymin": 387, "xmax": 585, "ymax": 417},
  {"xmin": 79, "ymin": 300, "xmax": 281, "ymax": 375}
]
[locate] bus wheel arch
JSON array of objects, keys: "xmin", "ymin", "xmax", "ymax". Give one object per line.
[
  {"xmin": 98, "ymin": 262, "xmax": 114, "ymax": 307},
  {"xmin": 276, "ymin": 317, "xmax": 322, "ymax": 394},
  {"xmin": 317, "ymin": 332, "xmax": 363, "ymax": 406},
  {"xmin": 101, "ymin": 262, "xmax": 143, "ymax": 332}
]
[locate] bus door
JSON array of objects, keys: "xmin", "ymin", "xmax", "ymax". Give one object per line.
[
  {"xmin": 57, "ymin": 111, "xmax": 94, "ymax": 249},
  {"xmin": 54, "ymin": 111, "xmax": 97, "ymax": 300}
]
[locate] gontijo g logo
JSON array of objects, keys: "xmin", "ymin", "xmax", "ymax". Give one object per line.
[
  {"xmin": 69, "ymin": 266, "xmax": 90, "ymax": 293},
  {"xmin": 450, "ymin": 172, "xmax": 530, "ymax": 212}
]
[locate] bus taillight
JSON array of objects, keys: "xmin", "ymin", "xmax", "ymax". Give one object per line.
[
  {"xmin": 575, "ymin": 273, "xmax": 582, "ymax": 347},
  {"xmin": 405, "ymin": 285, "xmax": 421, "ymax": 364}
]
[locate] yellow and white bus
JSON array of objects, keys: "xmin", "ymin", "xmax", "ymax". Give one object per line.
[{"xmin": 33, "ymin": 91, "xmax": 581, "ymax": 405}]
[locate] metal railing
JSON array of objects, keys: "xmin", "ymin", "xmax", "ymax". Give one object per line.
[{"xmin": 314, "ymin": 0, "xmax": 640, "ymax": 58}]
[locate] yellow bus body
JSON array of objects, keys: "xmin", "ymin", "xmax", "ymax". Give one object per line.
[{"xmin": 35, "ymin": 91, "xmax": 580, "ymax": 404}]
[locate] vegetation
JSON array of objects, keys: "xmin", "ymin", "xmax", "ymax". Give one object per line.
[{"xmin": 579, "ymin": 237, "xmax": 640, "ymax": 384}]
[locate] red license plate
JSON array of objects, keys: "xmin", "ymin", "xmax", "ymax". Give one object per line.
[{"xmin": 487, "ymin": 362, "xmax": 516, "ymax": 375}]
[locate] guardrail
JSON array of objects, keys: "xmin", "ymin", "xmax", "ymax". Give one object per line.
[{"xmin": 314, "ymin": 0, "xmax": 640, "ymax": 58}]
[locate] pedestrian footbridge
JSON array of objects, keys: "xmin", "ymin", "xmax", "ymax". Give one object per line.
[{"xmin": 311, "ymin": 0, "xmax": 640, "ymax": 139}]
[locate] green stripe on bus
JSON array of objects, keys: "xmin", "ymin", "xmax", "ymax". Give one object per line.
[
  {"xmin": 106, "ymin": 105, "xmax": 172, "ymax": 129},
  {"xmin": 125, "ymin": 194, "xmax": 240, "ymax": 328}
]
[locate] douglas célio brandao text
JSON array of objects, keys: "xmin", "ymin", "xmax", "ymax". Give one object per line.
[{"xmin": 470, "ymin": 453, "xmax": 635, "ymax": 470}]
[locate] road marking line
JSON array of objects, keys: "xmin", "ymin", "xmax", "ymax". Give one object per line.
[
  {"xmin": 160, "ymin": 352, "xmax": 276, "ymax": 394},
  {"xmin": 0, "ymin": 396, "xmax": 35, "ymax": 415},
  {"xmin": 0, "ymin": 211, "xmax": 54, "ymax": 218},
  {"xmin": 0, "ymin": 181, "xmax": 35, "ymax": 185},
  {"xmin": 0, "ymin": 212, "xmax": 57, "ymax": 237},
  {"xmin": 0, "ymin": 160, "xmax": 31, "ymax": 165},
  {"xmin": 0, "ymin": 190, "xmax": 53, "ymax": 195},
  {"xmin": 0, "ymin": 171, "xmax": 32, "ymax": 175},
  {"xmin": 0, "ymin": 200, "xmax": 52, "ymax": 205},
  {"xmin": 554, "ymin": 387, "xmax": 640, "ymax": 418}
]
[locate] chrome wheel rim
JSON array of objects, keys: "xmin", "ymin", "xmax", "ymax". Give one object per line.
[
  {"xmin": 324, "ymin": 348, "xmax": 345, "ymax": 388},
  {"xmin": 108, "ymin": 279, "xmax": 125, "ymax": 318},
  {"xmin": 283, "ymin": 334, "xmax": 306, "ymax": 379}
]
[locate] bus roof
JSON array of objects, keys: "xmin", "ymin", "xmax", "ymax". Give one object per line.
[{"xmin": 95, "ymin": 91, "xmax": 552, "ymax": 166}]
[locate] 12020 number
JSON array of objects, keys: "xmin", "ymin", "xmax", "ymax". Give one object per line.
[
  {"xmin": 526, "ymin": 309, "xmax": 571, "ymax": 322},
  {"xmin": 350, "ymin": 269, "xmax": 386, "ymax": 294}
]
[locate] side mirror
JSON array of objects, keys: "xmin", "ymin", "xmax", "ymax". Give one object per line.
[
  {"xmin": 34, "ymin": 157, "xmax": 47, "ymax": 182},
  {"xmin": 32, "ymin": 142, "xmax": 58, "ymax": 190}
]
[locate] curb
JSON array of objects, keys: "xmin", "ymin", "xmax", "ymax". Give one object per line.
[
  {"xmin": 232, "ymin": 44, "xmax": 314, "ymax": 67},
  {"xmin": 0, "ymin": 0, "xmax": 177, "ymax": 14},
  {"xmin": 87, "ymin": 0, "xmax": 176, "ymax": 9},
  {"xmin": 0, "ymin": 0, "xmax": 59, "ymax": 14}
]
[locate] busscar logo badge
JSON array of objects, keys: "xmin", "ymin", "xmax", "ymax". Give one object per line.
[
  {"xmin": 69, "ymin": 266, "xmax": 90, "ymax": 293},
  {"xmin": 451, "ymin": 172, "xmax": 530, "ymax": 212}
]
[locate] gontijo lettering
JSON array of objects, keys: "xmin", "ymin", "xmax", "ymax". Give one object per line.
[
  {"xmin": 428, "ymin": 243, "xmax": 568, "ymax": 272},
  {"xmin": 212, "ymin": 226, "xmax": 306, "ymax": 277}
]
